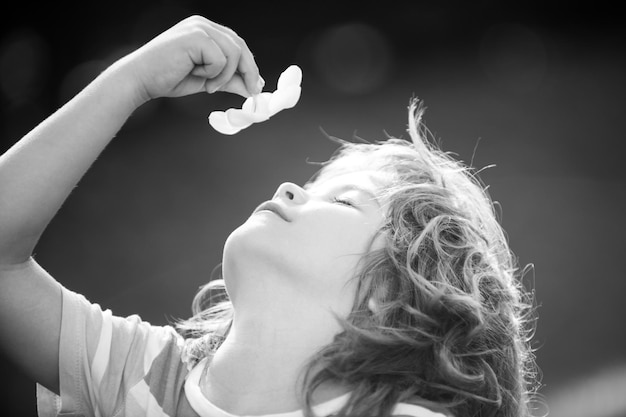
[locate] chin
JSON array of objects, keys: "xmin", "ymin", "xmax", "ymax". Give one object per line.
[
  {"xmin": 223, "ymin": 222, "xmax": 293, "ymax": 278},
  {"xmin": 225, "ymin": 220, "xmax": 279, "ymax": 257}
]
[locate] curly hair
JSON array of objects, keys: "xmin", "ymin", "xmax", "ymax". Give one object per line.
[{"xmin": 176, "ymin": 99, "xmax": 539, "ymax": 417}]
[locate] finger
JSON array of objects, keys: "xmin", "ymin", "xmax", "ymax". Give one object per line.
[
  {"xmin": 238, "ymin": 60, "xmax": 264, "ymax": 96},
  {"xmin": 203, "ymin": 36, "xmax": 241, "ymax": 93},
  {"xmin": 215, "ymin": 29, "xmax": 263, "ymax": 95},
  {"xmin": 213, "ymin": 73, "xmax": 250, "ymax": 98},
  {"xmin": 232, "ymin": 38, "xmax": 263, "ymax": 94},
  {"xmin": 187, "ymin": 22, "xmax": 242, "ymax": 94},
  {"xmin": 190, "ymin": 37, "xmax": 227, "ymax": 81},
  {"xmin": 200, "ymin": 19, "xmax": 263, "ymax": 95}
]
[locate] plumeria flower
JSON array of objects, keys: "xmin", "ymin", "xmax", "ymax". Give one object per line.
[{"xmin": 208, "ymin": 65, "xmax": 302, "ymax": 135}]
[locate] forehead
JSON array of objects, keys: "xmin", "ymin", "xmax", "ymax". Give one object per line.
[{"xmin": 305, "ymin": 168, "xmax": 392, "ymax": 194}]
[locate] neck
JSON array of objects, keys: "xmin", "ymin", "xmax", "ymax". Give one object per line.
[{"xmin": 202, "ymin": 299, "xmax": 347, "ymax": 415}]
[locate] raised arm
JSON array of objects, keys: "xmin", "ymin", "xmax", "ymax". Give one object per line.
[{"xmin": 0, "ymin": 15, "xmax": 262, "ymax": 394}]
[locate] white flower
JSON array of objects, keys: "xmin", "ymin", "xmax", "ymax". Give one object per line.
[{"xmin": 208, "ymin": 65, "xmax": 302, "ymax": 135}]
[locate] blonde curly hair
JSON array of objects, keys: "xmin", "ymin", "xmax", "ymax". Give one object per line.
[{"xmin": 177, "ymin": 99, "xmax": 539, "ymax": 417}]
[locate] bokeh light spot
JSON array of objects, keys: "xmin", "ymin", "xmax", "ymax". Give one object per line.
[
  {"xmin": 479, "ymin": 23, "xmax": 547, "ymax": 95},
  {"xmin": 310, "ymin": 23, "xmax": 394, "ymax": 95},
  {"xmin": 0, "ymin": 30, "xmax": 49, "ymax": 106},
  {"xmin": 58, "ymin": 60, "xmax": 108, "ymax": 105}
]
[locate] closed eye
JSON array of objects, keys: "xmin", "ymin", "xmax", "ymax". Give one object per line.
[{"xmin": 332, "ymin": 197, "xmax": 356, "ymax": 206}]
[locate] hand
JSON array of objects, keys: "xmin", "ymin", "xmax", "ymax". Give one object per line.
[{"xmin": 116, "ymin": 15, "xmax": 264, "ymax": 104}]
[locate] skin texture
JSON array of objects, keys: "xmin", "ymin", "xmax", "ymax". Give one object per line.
[
  {"xmin": 0, "ymin": 14, "xmax": 396, "ymax": 415},
  {"xmin": 0, "ymin": 15, "xmax": 262, "ymax": 397},
  {"xmin": 207, "ymin": 171, "xmax": 388, "ymax": 414}
]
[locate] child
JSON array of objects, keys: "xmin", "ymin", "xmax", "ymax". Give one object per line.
[{"xmin": 0, "ymin": 15, "xmax": 538, "ymax": 417}]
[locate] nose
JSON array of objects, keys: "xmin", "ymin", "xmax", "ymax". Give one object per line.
[{"xmin": 274, "ymin": 182, "xmax": 308, "ymax": 205}]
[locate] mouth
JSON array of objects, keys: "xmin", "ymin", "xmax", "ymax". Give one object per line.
[{"xmin": 253, "ymin": 201, "xmax": 291, "ymax": 222}]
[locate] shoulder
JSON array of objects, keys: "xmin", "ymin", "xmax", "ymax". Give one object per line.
[
  {"xmin": 63, "ymin": 287, "xmax": 188, "ymax": 415},
  {"xmin": 61, "ymin": 285, "xmax": 185, "ymax": 365}
]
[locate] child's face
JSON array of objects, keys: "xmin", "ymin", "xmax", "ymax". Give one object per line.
[{"xmin": 223, "ymin": 167, "xmax": 390, "ymax": 317}]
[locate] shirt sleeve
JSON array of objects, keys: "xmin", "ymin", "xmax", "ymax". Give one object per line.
[
  {"xmin": 393, "ymin": 403, "xmax": 450, "ymax": 417},
  {"xmin": 37, "ymin": 286, "xmax": 188, "ymax": 417}
]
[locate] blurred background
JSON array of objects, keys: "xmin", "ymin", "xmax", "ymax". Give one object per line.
[{"xmin": 1, "ymin": 1, "xmax": 625, "ymax": 415}]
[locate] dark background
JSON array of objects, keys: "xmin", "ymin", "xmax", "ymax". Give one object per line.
[{"xmin": 2, "ymin": 1, "xmax": 625, "ymax": 416}]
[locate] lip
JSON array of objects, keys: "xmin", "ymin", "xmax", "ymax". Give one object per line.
[{"xmin": 253, "ymin": 201, "xmax": 291, "ymax": 222}]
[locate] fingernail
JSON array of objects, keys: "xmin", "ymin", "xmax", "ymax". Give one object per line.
[{"xmin": 208, "ymin": 84, "xmax": 221, "ymax": 94}]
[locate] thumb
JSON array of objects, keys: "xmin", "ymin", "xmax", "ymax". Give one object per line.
[{"xmin": 211, "ymin": 73, "xmax": 251, "ymax": 98}]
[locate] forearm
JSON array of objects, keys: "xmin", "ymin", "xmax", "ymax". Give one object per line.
[{"xmin": 0, "ymin": 63, "xmax": 143, "ymax": 264}]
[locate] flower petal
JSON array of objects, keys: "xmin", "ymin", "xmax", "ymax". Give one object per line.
[
  {"xmin": 269, "ymin": 86, "xmax": 301, "ymax": 115},
  {"xmin": 225, "ymin": 106, "xmax": 263, "ymax": 126},
  {"xmin": 208, "ymin": 111, "xmax": 243, "ymax": 135},
  {"xmin": 277, "ymin": 65, "xmax": 303, "ymax": 90},
  {"xmin": 208, "ymin": 65, "xmax": 302, "ymax": 135},
  {"xmin": 241, "ymin": 93, "xmax": 272, "ymax": 119}
]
